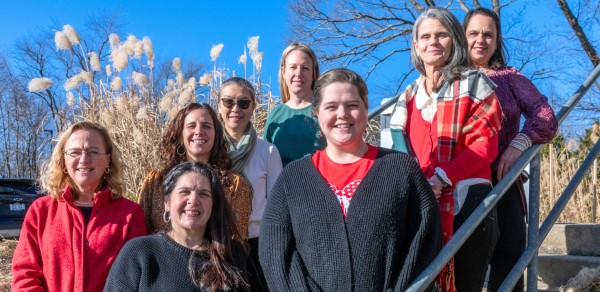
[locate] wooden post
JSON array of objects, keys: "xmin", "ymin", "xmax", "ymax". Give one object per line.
[
  {"xmin": 550, "ymin": 144, "xmax": 555, "ymax": 205},
  {"xmin": 593, "ymin": 159, "xmax": 597, "ymax": 223}
]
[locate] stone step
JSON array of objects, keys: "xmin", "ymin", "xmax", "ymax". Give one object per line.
[
  {"xmin": 540, "ymin": 223, "xmax": 600, "ymax": 256},
  {"xmin": 537, "ymin": 254, "xmax": 600, "ymax": 288}
]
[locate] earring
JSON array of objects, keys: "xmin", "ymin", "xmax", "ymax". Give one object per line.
[
  {"xmin": 177, "ymin": 145, "xmax": 186, "ymax": 156},
  {"xmin": 104, "ymin": 167, "xmax": 110, "ymax": 174},
  {"xmin": 63, "ymin": 167, "xmax": 68, "ymax": 174},
  {"xmin": 163, "ymin": 211, "xmax": 171, "ymax": 223}
]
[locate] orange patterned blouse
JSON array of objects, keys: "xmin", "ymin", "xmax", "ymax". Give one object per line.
[{"xmin": 137, "ymin": 169, "xmax": 251, "ymax": 237}]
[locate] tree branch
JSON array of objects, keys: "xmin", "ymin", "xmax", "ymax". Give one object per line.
[{"xmin": 556, "ymin": 0, "xmax": 600, "ymax": 67}]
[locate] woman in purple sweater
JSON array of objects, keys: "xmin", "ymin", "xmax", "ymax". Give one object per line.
[{"xmin": 463, "ymin": 8, "xmax": 558, "ymax": 292}]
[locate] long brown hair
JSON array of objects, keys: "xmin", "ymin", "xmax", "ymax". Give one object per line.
[
  {"xmin": 278, "ymin": 43, "xmax": 320, "ymax": 103},
  {"xmin": 159, "ymin": 103, "xmax": 232, "ymax": 185},
  {"xmin": 462, "ymin": 7, "xmax": 507, "ymax": 70},
  {"xmin": 162, "ymin": 162, "xmax": 249, "ymax": 292},
  {"xmin": 38, "ymin": 121, "xmax": 126, "ymax": 200}
]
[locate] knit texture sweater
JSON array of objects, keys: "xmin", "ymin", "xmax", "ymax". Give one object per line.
[
  {"xmin": 259, "ymin": 147, "xmax": 442, "ymax": 292},
  {"xmin": 103, "ymin": 231, "xmax": 264, "ymax": 292}
]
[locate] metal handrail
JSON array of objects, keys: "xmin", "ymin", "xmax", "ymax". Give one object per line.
[{"xmin": 377, "ymin": 63, "xmax": 600, "ymax": 292}]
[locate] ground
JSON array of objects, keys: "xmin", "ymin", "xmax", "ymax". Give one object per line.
[{"xmin": 0, "ymin": 239, "xmax": 16, "ymax": 292}]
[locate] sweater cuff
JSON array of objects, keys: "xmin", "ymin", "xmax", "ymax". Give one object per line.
[{"xmin": 434, "ymin": 167, "xmax": 453, "ymax": 187}]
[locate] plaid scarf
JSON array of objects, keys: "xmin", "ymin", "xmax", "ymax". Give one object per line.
[{"xmin": 390, "ymin": 69, "xmax": 503, "ymax": 165}]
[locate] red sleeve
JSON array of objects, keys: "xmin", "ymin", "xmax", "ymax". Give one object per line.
[
  {"xmin": 126, "ymin": 204, "xmax": 147, "ymax": 241},
  {"xmin": 11, "ymin": 201, "xmax": 46, "ymax": 292},
  {"xmin": 439, "ymin": 134, "xmax": 498, "ymax": 184}
]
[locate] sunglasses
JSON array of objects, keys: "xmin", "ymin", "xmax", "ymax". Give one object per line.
[{"xmin": 221, "ymin": 98, "xmax": 253, "ymax": 110}]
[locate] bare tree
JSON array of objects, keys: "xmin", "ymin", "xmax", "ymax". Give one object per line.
[{"xmin": 556, "ymin": 0, "xmax": 599, "ymax": 67}]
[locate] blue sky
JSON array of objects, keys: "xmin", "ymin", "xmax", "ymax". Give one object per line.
[{"xmin": 0, "ymin": 0, "xmax": 579, "ymax": 110}]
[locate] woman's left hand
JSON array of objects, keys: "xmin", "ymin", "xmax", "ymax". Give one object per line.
[{"xmin": 497, "ymin": 146, "xmax": 523, "ymax": 181}]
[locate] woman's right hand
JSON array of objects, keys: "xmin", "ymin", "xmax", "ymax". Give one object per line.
[{"xmin": 428, "ymin": 177, "xmax": 443, "ymax": 199}]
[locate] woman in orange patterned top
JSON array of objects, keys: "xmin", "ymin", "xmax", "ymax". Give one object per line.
[{"xmin": 138, "ymin": 103, "xmax": 251, "ymax": 238}]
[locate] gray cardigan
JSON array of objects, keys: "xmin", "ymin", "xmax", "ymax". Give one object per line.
[{"xmin": 259, "ymin": 147, "xmax": 442, "ymax": 291}]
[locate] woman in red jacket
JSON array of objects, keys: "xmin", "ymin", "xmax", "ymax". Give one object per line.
[{"xmin": 12, "ymin": 121, "xmax": 147, "ymax": 292}]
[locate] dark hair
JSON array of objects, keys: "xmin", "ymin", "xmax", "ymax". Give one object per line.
[
  {"xmin": 163, "ymin": 162, "xmax": 249, "ymax": 292},
  {"xmin": 218, "ymin": 77, "xmax": 256, "ymax": 103},
  {"xmin": 311, "ymin": 68, "xmax": 369, "ymax": 117},
  {"xmin": 462, "ymin": 7, "xmax": 507, "ymax": 70},
  {"xmin": 411, "ymin": 7, "xmax": 469, "ymax": 93},
  {"xmin": 159, "ymin": 103, "xmax": 232, "ymax": 186}
]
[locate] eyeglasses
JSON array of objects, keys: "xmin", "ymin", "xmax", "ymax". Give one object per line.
[
  {"xmin": 63, "ymin": 149, "xmax": 108, "ymax": 160},
  {"xmin": 221, "ymin": 98, "xmax": 253, "ymax": 110}
]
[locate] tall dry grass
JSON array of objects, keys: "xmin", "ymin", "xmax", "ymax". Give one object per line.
[
  {"xmin": 29, "ymin": 26, "xmax": 281, "ymax": 201},
  {"xmin": 540, "ymin": 141, "xmax": 599, "ymax": 223}
]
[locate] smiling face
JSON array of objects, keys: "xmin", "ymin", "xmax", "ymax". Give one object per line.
[
  {"xmin": 415, "ymin": 18, "xmax": 453, "ymax": 70},
  {"xmin": 317, "ymin": 82, "xmax": 368, "ymax": 148},
  {"xmin": 63, "ymin": 129, "xmax": 110, "ymax": 192},
  {"xmin": 182, "ymin": 109, "xmax": 215, "ymax": 163},
  {"xmin": 165, "ymin": 172, "xmax": 213, "ymax": 237},
  {"xmin": 466, "ymin": 14, "xmax": 498, "ymax": 68},
  {"xmin": 283, "ymin": 50, "xmax": 314, "ymax": 98},
  {"xmin": 218, "ymin": 84, "xmax": 255, "ymax": 135}
]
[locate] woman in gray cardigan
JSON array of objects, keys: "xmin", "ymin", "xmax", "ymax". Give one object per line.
[{"xmin": 259, "ymin": 68, "xmax": 442, "ymax": 291}]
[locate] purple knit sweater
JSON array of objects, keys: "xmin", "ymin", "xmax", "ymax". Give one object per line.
[{"xmin": 488, "ymin": 67, "xmax": 558, "ymax": 171}]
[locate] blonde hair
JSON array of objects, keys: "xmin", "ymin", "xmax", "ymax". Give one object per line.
[
  {"xmin": 278, "ymin": 43, "xmax": 320, "ymax": 103},
  {"xmin": 39, "ymin": 121, "xmax": 127, "ymax": 200}
]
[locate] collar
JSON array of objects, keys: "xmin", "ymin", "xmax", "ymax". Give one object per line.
[
  {"xmin": 61, "ymin": 184, "xmax": 113, "ymax": 209},
  {"xmin": 414, "ymin": 78, "xmax": 439, "ymax": 110}
]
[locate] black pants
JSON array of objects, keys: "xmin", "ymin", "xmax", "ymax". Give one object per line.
[
  {"xmin": 487, "ymin": 173, "xmax": 527, "ymax": 292},
  {"xmin": 248, "ymin": 237, "xmax": 269, "ymax": 292},
  {"xmin": 453, "ymin": 184, "xmax": 500, "ymax": 292}
]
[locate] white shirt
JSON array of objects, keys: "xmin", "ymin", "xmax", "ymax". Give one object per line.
[
  {"xmin": 415, "ymin": 78, "xmax": 438, "ymax": 124},
  {"xmin": 243, "ymin": 139, "xmax": 283, "ymax": 238}
]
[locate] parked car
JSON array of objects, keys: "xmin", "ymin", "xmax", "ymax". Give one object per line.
[{"xmin": 0, "ymin": 179, "xmax": 43, "ymax": 238}]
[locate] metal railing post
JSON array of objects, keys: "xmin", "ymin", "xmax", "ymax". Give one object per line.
[{"xmin": 526, "ymin": 153, "xmax": 540, "ymax": 292}]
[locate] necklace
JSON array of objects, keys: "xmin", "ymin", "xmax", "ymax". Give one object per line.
[{"xmin": 73, "ymin": 199, "xmax": 94, "ymax": 205}]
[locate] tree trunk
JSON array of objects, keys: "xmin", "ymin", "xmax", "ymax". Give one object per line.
[{"xmin": 556, "ymin": 0, "xmax": 600, "ymax": 67}]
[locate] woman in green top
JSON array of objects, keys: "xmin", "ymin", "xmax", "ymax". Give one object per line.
[{"xmin": 264, "ymin": 43, "xmax": 326, "ymax": 167}]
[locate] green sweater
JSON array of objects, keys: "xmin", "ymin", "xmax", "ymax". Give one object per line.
[{"xmin": 263, "ymin": 104, "xmax": 326, "ymax": 167}]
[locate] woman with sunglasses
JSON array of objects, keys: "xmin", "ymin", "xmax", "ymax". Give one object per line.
[
  {"xmin": 137, "ymin": 103, "xmax": 252, "ymax": 238},
  {"xmin": 263, "ymin": 43, "xmax": 326, "ymax": 167},
  {"xmin": 217, "ymin": 77, "xmax": 283, "ymax": 287}
]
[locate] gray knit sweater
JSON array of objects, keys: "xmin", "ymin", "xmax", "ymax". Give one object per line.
[{"xmin": 259, "ymin": 147, "xmax": 442, "ymax": 291}]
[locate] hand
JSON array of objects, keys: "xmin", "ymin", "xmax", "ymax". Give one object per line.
[
  {"xmin": 497, "ymin": 145, "xmax": 524, "ymax": 181},
  {"xmin": 428, "ymin": 176, "xmax": 444, "ymax": 199}
]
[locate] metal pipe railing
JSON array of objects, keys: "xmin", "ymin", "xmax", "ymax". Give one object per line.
[
  {"xmin": 367, "ymin": 93, "xmax": 402, "ymax": 121},
  {"xmin": 405, "ymin": 63, "xmax": 600, "ymax": 292},
  {"xmin": 526, "ymin": 153, "xmax": 541, "ymax": 292},
  {"xmin": 498, "ymin": 137, "xmax": 600, "ymax": 291}
]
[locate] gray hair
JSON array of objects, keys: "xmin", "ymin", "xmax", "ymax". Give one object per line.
[
  {"xmin": 218, "ymin": 77, "xmax": 256, "ymax": 102},
  {"xmin": 411, "ymin": 7, "xmax": 469, "ymax": 92}
]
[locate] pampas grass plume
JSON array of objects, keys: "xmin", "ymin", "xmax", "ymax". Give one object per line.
[
  {"xmin": 210, "ymin": 44, "xmax": 224, "ymax": 62},
  {"xmin": 111, "ymin": 76, "xmax": 122, "ymax": 91},
  {"xmin": 159, "ymin": 96, "xmax": 173, "ymax": 112},
  {"xmin": 136, "ymin": 105, "xmax": 148, "ymax": 120},
  {"xmin": 172, "ymin": 57, "xmax": 181, "ymax": 73},
  {"xmin": 81, "ymin": 70, "xmax": 94, "ymax": 87},
  {"xmin": 88, "ymin": 52, "xmax": 101, "ymax": 72},
  {"xmin": 54, "ymin": 31, "xmax": 72, "ymax": 51},
  {"xmin": 247, "ymin": 36, "xmax": 259, "ymax": 53},
  {"xmin": 109, "ymin": 33, "xmax": 120, "ymax": 47},
  {"xmin": 178, "ymin": 89, "xmax": 192, "ymax": 107},
  {"xmin": 124, "ymin": 34, "xmax": 138, "ymax": 56},
  {"xmin": 66, "ymin": 92, "xmax": 75, "ymax": 106},
  {"xmin": 64, "ymin": 73, "xmax": 84, "ymax": 90},
  {"xmin": 112, "ymin": 46, "xmax": 129, "ymax": 72},
  {"xmin": 252, "ymin": 52, "xmax": 264, "ymax": 72},
  {"xmin": 199, "ymin": 74, "xmax": 212, "ymax": 86},
  {"xmin": 100, "ymin": 110, "xmax": 115, "ymax": 128},
  {"xmin": 133, "ymin": 126, "xmax": 144, "ymax": 145},
  {"xmin": 238, "ymin": 51, "xmax": 247, "ymax": 65},
  {"xmin": 28, "ymin": 77, "xmax": 53, "ymax": 92},
  {"xmin": 176, "ymin": 72, "xmax": 184, "ymax": 86},
  {"xmin": 62, "ymin": 25, "xmax": 81, "ymax": 45},
  {"xmin": 142, "ymin": 36, "xmax": 154, "ymax": 68},
  {"xmin": 106, "ymin": 65, "xmax": 112, "ymax": 77},
  {"xmin": 133, "ymin": 40, "xmax": 144, "ymax": 59},
  {"xmin": 132, "ymin": 71, "xmax": 150, "ymax": 87},
  {"xmin": 187, "ymin": 77, "xmax": 196, "ymax": 93}
]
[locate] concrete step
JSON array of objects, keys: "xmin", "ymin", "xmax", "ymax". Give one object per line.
[
  {"xmin": 540, "ymin": 223, "xmax": 600, "ymax": 256},
  {"xmin": 537, "ymin": 254, "xmax": 600, "ymax": 288}
]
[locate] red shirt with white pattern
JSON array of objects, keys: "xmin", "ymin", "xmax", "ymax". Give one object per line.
[{"xmin": 312, "ymin": 144, "xmax": 378, "ymax": 219}]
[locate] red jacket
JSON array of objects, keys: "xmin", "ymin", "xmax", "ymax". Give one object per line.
[{"xmin": 11, "ymin": 186, "xmax": 147, "ymax": 292}]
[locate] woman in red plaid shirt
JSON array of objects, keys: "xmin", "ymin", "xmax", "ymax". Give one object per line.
[{"xmin": 390, "ymin": 6, "xmax": 503, "ymax": 292}]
